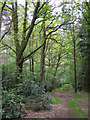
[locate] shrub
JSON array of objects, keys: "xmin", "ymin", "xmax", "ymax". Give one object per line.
[
  {"xmin": 2, "ymin": 63, "xmax": 16, "ymax": 89},
  {"xmin": 14, "ymin": 79, "xmax": 52, "ymax": 111},
  {"xmin": 2, "ymin": 63, "xmax": 52, "ymax": 114},
  {"xmin": 2, "ymin": 89, "xmax": 27, "ymax": 118},
  {"xmin": 61, "ymin": 84, "xmax": 73, "ymax": 90}
]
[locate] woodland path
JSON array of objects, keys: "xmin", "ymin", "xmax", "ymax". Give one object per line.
[{"xmin": 22, "ymin": 90, "xmax": 88, "ymax": 118}]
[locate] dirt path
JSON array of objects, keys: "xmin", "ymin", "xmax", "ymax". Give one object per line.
[
  {"xmin": 22, "ymin": 90, "xmax": 88, "ymax": 118},
  {"xmin": 53, "ymin": 90, "xmax": 73, "ymax": 118}
]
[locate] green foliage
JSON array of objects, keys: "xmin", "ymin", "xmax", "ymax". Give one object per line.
[
  {"xmin": 61, "ymin": 84, "xmax": 73, "ymax": 90},
  {"xmin": 30, "ymin": 93, "xmax": 52, "ymax": 111},
  {"xmin": 52, "ymin": 97, "xmax": 62, "ymax": 104},
  {"xmin": 67, "ymin": 100, "xmax": 87, "ymax": 118},
  {"xmin": 15, "ymin": 79, "xmax": 52, "ymax": 111},
  {"xmin": 52, "ymin": 88, "xmax": 61, "ymax": 93},
  {"xmin": 52, "ymin": 84, "xmax": 73, "ymax": 93},
  {"xmin": 2, "ymin": 63, "xmax": 16, "ymax": 89},
  {"xmin": 2, "ymin": 89, "xmax": 26, "ymax": 118},
  {"xmin": 73, "ymin": 93, "xmax": 82, "ymax": 99},
  {"xmin": 2, "ymin": 63, "xmax": 52, "ymax": 118}
]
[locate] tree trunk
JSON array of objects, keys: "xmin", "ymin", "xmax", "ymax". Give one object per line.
[
  {"xmin": 32, "ymin": 57, "xmax": 34, "ymax": 72},
  {"xmin": 29, "ymin": 57, "xmax": 32, "ymax": 72},
  {"xmin": 40, "ymin": 19, "xmax": 46, "ymax": 82},
  {"xmin": 54, "ymin": 53, "xmax": 61, "ymax": 76},
  {"xmin": 15, "ymin": 57, "xmax": 23, "ymax": 84},
  {"xmin": 73, "ymin": 23, "xmax": 77, "ymax": 93}
]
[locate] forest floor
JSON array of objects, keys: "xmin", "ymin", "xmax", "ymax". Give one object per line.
[{"xmin": 22, "ymin": 89, "xmax": 88, "ymax": 119}]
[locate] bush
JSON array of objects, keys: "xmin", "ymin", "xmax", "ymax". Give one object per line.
[
  {"xmin": 61, "ymin": 84, "xmax": 73, "ymax": 90},
  {"xmin": 2, "ymin": 63, "xmax": 16, "ymax": 89},
  {"xmin": 14, "ymin": 79, "xmax": 52, "ymax": 111},
  {"xmin": 30, "ymin": 93, "xmax": 52, "ymax": 111},
  {"xmin": 2, "ymin": 63, "xmax": 52, "ymax": 115},
  {"xmin": 2, "ymin": 89, "xmax": 27, "ymax": 118}
]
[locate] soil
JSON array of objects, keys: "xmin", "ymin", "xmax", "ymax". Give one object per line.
[{"xmin": 22, "ymin": 90, "xmax": 88, "ymax": 118}]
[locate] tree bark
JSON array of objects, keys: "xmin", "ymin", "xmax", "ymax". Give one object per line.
[
  {"xmin": 40, "ymin": 18, "xmax": 46, "ymax": 82},
  {"xmin": 73, "ymin": 23, "xmax": 77, "ymax": 93},
  {"xmin": 54, "ymin": 53, "xmax": 61, "ymax": 76}
]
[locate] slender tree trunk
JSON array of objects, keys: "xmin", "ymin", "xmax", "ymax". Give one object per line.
[
  {"xmin": 31, "ymin": 33, "xmax": 34, "ymax": 73},
  {"xmin": 29, "ymin": 58, "xmax": 32, "ymax": 72},
  {"xmin": 54, "ymin": 53, "xmax": 61, "ymax": 76},
  {"xmin": 0, "ymin": 1, "xmax": 6, "ymax": 40},
  {"xmin": 73, "ymin": 23, "xmax": 77, "ymax": 93},
  {"xmin": 32, "ymin": 57, "xmax": 34, "ymax": 72},
  {"xmin": 40, "ymin": 19, "xmax": 46, "ymax": 82}
]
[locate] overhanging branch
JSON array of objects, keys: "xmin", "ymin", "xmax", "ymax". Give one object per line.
[
  {"xmin": 21, "ymin": 43, "xmax": 44, "ymax": 63},
  {"xmin": 46, "ymin": 18, "xmax": 80, "ymax": 38}
]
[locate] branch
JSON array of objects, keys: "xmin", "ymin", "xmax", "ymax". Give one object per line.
[
  {"xmin": 52, "ymin": 2, "xmax": 69, "ymax": 11},
  {"xmin": 19, "ymin": 2, "xmax": 40, "ymax": 60},
  {"xmin": 32, "ymin": 2, "xmax": 36, "ymax": 7},
  {"xmin": 5, "ymin": 5, "xmax": 12, "ymax": 10},
  {"xmin": 47, "ymin": 37, "xmax": 64, "ymax": 47},
  {"xmin": 26, "ymin": 18, "xmax": 48, "ymax": 31},
  {"xmin": 0, "ymin": 27, "xmax": 10, "ymax": 42},
  {"xmin": 1, "ymin": 42, "xmax": 16, "ymax": 53},
  {"xmin": 38, "ymin": 2, "xmax": 46, "ymax": 12},
  {"xmin": 46, "ymin": 22, "xmax": 68, "ymax": 38},
  {"xmin": 46, "ymin": 18, "xmax": 79, "ymax": 38},
  {"xmin": 21, "ymin": 43, "xmax": 44, "ymax": 63},
  {"xmin": 34, "ymin": 18, "xmax": 49, "ymax": 26},
  {"xmin": 1, "ymin": 1, "xmax": 7, "ymax": 12}
]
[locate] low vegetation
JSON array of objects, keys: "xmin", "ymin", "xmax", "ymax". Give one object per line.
[
  {"xmin": 52, "ymin": 97, "xmax": 62, "ymax": 104},
  {"xmin": 67, "ymin": 100, "xmax": 87, "ymax": 118}
]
